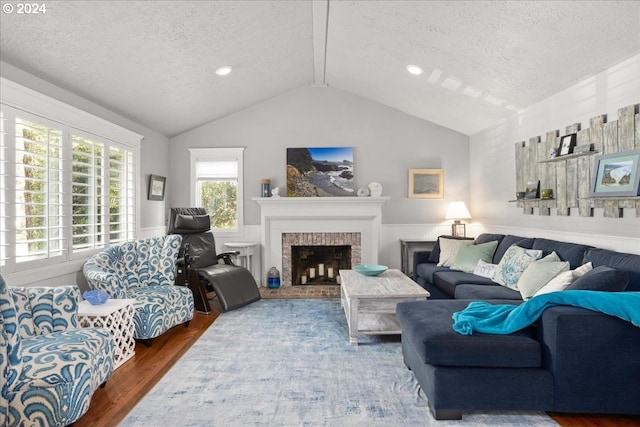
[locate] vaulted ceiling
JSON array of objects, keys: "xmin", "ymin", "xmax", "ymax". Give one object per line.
[{"xmin": 1, "ymin": 1, "xmax": 639, "ymax": 137}]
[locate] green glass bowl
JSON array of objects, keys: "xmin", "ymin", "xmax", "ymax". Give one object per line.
[{"xmin": 353, "ymin": 264, "xmax": 388, "ymax": 276}]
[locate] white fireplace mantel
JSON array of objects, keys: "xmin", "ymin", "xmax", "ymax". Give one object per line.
[{"xmin": 253, "ymin": 197, "xmax": 389, "ymax": 284}]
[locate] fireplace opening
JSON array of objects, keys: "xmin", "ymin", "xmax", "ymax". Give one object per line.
[{"xmin": 291, "ymin": 245, "xmax": 351, "ymax": 285}]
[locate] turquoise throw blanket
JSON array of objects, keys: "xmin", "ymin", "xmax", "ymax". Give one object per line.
[{"xmin": 452, "ymin": 290, "xmax": 640, "ymax": 335}]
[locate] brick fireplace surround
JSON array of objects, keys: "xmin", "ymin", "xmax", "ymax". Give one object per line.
[
  {"xmin": 282, "ymin": 232, "xmax": 361, "ymax": 287},
  {"xmin": 253, "ymin": 197, "xmax": 388, "ymax": 287}
]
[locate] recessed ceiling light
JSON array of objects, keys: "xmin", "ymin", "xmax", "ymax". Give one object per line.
[
  {"xmin": 215, "ymin": 66, "xmax": 232, "ymax": 76},
  {"xmin": 406, "ymin": 64, "xmax": 424, "ymax": 75}
]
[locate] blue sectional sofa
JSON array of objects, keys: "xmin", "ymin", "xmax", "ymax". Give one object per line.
[{"xmin": 397, "ymin": 233, "xmax": 640, "ymax": 420}]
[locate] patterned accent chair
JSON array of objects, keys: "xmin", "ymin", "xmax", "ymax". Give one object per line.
[
  {"xmin": 83, "ymin": 235, "xmax": 195, "ymax": 341},
  {"xmin": 0, "ymin": 276, "xmax": 115, "ymax": 427}
]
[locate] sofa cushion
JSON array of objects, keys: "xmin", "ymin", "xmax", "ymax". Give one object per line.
[
  {"xmin": 396, "ymin": 299, "xmax": 541, "ymax": 368},
  {"xmin": 565, "ymin": 266, "xmax": 630, "ymax": 292},
  {"xmin": 454, "ymin": 284, "xmax": 523, "ymax": 300},
  {"xmin": 493, "ymin": 245, "xmax": 543, "ymax": 289},
  {"xmin": 415, "ymin": 263, "xmax": 451, "ymax": 285},
  {"xmin": 582, "ymin": 248, "xmax": 640, "ymax": 291},
  {"xmin": 474, "ymin": 233, "xmax": 505, "ymax": 246},
  {"xmin": 433, "ymin": 271, "xmax": 497, "ymax": 297},
  {"xmin": 437, "ymin": 238, "xmax": 474, "ymax": 267},
  {"xmin": 492, "ymin": 235, "xmax": 535, "ymax": 264},
  {"xmin": 428, "ymin": 235, "xmax": 474, "ymax": 263},
  {"xmin": 450, "ymin": 240, "xmax": 499, "ymax": 273},
  {"xmin": 532, "ymin": 238, "xmax": 592, "ymax": 269}
]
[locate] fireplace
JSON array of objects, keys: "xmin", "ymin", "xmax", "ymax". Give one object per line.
[
  {"xmin": 282, "ymin": 232, "xmax": 361, "ymax": 286},
  {"xmin": 254, "ymin": 197, "xmax": 388, "ymax": 287}
]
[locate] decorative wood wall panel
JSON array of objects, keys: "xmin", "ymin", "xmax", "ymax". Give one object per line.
[{"xmin": 514, "ymin": 103, "xmax": 639, "ymax": 218}]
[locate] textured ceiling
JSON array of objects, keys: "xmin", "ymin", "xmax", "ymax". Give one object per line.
[{"xmin": 1, "ymin": 1, "xmax": 639, "ymax": 137}]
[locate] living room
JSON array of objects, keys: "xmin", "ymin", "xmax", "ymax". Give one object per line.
[{"xmin": 1, "ymin": 1, "xmax": 639, "ymax": 426}]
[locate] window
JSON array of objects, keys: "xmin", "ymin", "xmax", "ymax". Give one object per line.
[
  {"xmin": 0, "ymin": 78, "xmax": 141, "ymax": 274},
  {"xmin": 189, "ymin": 148, "xmax": 244, "ymax": 235}
]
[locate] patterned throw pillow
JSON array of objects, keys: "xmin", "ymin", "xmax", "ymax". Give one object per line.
[
  {"xmin": 473, "ymin": 259, "xmax": 498, "ymax": 279},
  {"xmin": 493, "ymin": 245, "xmax": 543, "ymax": 289},
  {"xmin": 437, "ymin": 238, "xmax": 473, "ymax": 267}
]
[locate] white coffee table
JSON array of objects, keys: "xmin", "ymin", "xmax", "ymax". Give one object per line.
[{"xmin": 340, "ymin": 269, "xmax": 430, "ymax": 345}]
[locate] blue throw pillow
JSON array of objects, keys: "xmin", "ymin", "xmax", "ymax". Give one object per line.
[{"xmin": 565, "ymin": 266, "xmax": 629, "ymax": 292}]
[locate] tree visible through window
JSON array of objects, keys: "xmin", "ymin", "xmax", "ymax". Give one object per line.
[
  {"xmin": 190, "ymin": 147, "xmax": 244, "ymax": 234},
  {"xmin": 199, "ymin": 181, "xmax": 237, "ymax": 229}
]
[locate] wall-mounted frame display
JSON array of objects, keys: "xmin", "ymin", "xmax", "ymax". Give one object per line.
[
  {"xmin": 148, "ymin": 174, "xmax": 166, "ymax": 201},
  {"xmin": 590, "ymin": 150, "xmax": 640, "ymax": 197},
  {"xmin": 558, "ymin": 134, "xmax": 576, "ymax": 156},
  {"xmin": 408, "ymin": 169, "xmax": 444, "ymax": 199}
]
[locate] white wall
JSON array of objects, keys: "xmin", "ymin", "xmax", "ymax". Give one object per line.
[
  {"xmin": 169, "ymin": 86, "xmax": 471, "ymax": 277},
  {"xmin": 1, "ymin": 62, "xmax": 170, "ymax": 286},
  {"xmin": 169, "ymin": 86, "xmax": 470, "ymax": 225},
  {"xmin": 469, "ymin": 54, "xmax": 640, "ymax": 254}
]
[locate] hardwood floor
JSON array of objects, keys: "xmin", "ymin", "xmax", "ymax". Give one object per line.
[
  {"xmin": 75, "ymin": 311, "xmax": 218, "ymax": 427},
  {"xmin": 76, "ymin": 307, "xmax": 639, "ymax": 427}
]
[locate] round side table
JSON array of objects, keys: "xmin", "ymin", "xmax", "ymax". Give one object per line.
[{"xmin": 224, "ymin": 241, "xmax": 257, "ymax": 275}]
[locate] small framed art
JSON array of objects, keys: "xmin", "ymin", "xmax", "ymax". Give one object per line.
[
  {"xmin": 590, "ymin": 150, "xmax": 640, "ymax": 197},
  {"xmin": 558, "ymin": 134, "xmax": 576, "ymax": 156},
  {"xmin": 148, "ymin": 174, "xmax": 166, "ymax": 201},
  {"xmin": 408, "ymin": 169, "xmax": 443, "ymax": 199}
]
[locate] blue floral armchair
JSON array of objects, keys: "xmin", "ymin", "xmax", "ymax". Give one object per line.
[
  {"xmin": 83, "ymin": 235, "xmax": 195, "ymax": 341},
  {"xmin": 1, "ymin": 276, "xmax": 115, "ymax": 426}
]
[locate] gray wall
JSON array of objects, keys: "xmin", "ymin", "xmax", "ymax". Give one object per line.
[{"xmin": 169, "ymin": 86, "xmax": 470, "ymax": 225}]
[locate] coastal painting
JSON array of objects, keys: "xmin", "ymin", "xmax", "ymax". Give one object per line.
[{"xmin": 286, "ymin": 147, "xmax": 354, "ymax": 197}]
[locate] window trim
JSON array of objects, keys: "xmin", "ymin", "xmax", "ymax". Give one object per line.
[
  {"xmin": 1, "ymin": 78, "xmax": 142, "ymax": 281},
  {"xmin": 189, "ymin": 147, "xmax": 245, "ymax": 237}
]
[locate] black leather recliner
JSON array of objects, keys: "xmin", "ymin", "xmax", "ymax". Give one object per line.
[{"xmin": 168, "ymin": 207, "xmax": 260, "ymax": 313}]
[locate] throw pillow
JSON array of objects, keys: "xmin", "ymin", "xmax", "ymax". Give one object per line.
[
  {"xmin": 437, "ymin": 238, "xmax": 473, "ymax": 267},
  {"xmin": 517, "ymin": 260, "xmax": 570, "ymax": 300},
  {"xmin": 538, "ymin": 251, "xmax": 561, "ymax": 263},
  {"xmin": 565, "ymin": 266, "xmax": 630, "ymax": 292},
  {"xmin": 533, "ymin": 262, "xmax": 593, "ymax": 297},
  {"xmin": 473, "ymin": 259, "xmax": 498, "ymax": 279},
  {"xmin": 493, "ymin": 245, "xmax": 543, "ymax": 289},
  {"xmin": 450, "ymin": 240, "xmax": 499, "ymax": 273}
]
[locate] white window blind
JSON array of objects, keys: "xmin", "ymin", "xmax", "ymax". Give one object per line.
[
  {"xmin": 189, "ymin": 147, "xmax": 244, "ymax": 235},
  {"xmin": 0, "ymin": 78, "xmax": 141, "ymax": 275}
]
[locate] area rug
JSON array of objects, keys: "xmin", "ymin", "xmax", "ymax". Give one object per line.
[{"xmin": 121, "ymin": 299, "xmax": 557, "ymax": 426}]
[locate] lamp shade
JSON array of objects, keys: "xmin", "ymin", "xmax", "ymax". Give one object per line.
[{"xmin": 445, "ymin": 201, "xmax": 471, "ymax": 220}]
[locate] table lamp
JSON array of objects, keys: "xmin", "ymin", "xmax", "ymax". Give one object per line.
[{"xmin": 445, "ymin": 201, "xmax": 471, "ymax": 237}]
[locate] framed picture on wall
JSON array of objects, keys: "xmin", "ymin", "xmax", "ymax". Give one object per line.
[
  {"xmin": 590, "ymin": 150, "xmax": 640, "ymax": 197},
  {"xmin": 148, "ymin": 174, "xmax": 166, "ymax": 201},
  {"xmin": 408, "ymin": 169, "xmax": 444, "ymax": 199},
  {"xmin": 558, "ymin": 134, "xmax": 576, "ymax": 156}
]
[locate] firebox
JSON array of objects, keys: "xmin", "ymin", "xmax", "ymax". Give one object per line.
[{"xmin": 291, "ymin": 245, "xmax": 351, "ymax": 285}]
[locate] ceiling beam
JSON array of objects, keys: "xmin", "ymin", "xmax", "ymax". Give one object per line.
[{"xmin": 312, "ymin": 0, "xmax": 329, "ymax": 86}]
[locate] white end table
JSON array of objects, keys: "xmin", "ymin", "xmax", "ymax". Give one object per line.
[
  {"xmin": 223, "ymin": 241, "xmax": 257, "ymax": 275},
  {"xmin": 78, "ymin": 298, "xmax": 136, "ymax": 370}
]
